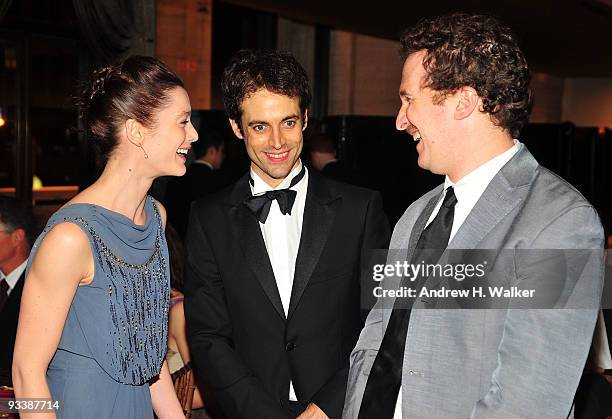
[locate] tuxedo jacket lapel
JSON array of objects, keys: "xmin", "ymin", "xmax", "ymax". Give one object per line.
[
  {"xmin": 288, "ymin": 173, "xmax": 341, "ymax": 319},
  {"xmin": 227, "ymin": 175, "xmax": 286, "ymax": 321}
]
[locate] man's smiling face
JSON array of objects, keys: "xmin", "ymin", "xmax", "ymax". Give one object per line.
[
  {"xmin": 396, "ymin": 50, "xmax": 456, "ymax": 176},
  {"xmin": 230, "ymin": 88, "xmax": 306, "ymax": 188}
]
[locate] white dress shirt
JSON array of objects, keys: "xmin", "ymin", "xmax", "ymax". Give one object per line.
[
  {"xmin": 0, "ymin": 259, "xmax": 27, "ymax": 297},
  {"xmin": 394, "ymin": 140, "xmax": 520, "ymax": 418},
  {"xmin": 426, "ymin": 140, "xmax": 520, "ymax": 241},
  {"xmin": 249, "ymin": 161, "xmax": 308, "ymax": 402}
]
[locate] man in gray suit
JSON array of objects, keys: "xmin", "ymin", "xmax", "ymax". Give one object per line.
[{"xmin": 343, "ymin": 13, "xmax": 605, "ymax": 419}]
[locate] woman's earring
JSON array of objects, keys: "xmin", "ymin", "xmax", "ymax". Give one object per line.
[{"xmin": 140, "ymin": 145, "xmax": 149, "ymax": 159}]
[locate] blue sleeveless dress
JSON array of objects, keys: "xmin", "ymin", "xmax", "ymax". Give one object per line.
[{"xmin": 26, "ymin": 196, "xmax": 170, "ymax": 418}]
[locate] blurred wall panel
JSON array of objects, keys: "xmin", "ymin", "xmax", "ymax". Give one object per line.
[
  {"xmin": 562, "ymin": 78, "xmax": 612, "ymax": 127},
  {"xmin": 328, "ymin": 31, "xmax": 401, "ymax": 116},
  {"xmin": 530, "ymin": 73, "xmax": 564, "ymax": 123},
  {"xmin": 277, "ymin": 17, "xmax": 315, "ymax": 87},
  {"xmin": 328, "ymin": 30, "xmax": 355, "ymax": 115},
  {"xmin": 156, "ymin": 0, "xmax": 212, "ymax": 109}
]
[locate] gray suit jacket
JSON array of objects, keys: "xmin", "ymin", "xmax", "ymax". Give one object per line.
[{"xmin": 343, "ymin": 144, "xmax": 605, "ymax": 419}]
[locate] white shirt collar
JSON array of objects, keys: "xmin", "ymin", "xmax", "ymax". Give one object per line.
[
  {"xmin": 444, "ymin": 140, "xmax": 521, "ymax": 205},
  {"xmin": 427, "ymin": 140, "xmax": 521, "ymax": 240},
  {"xmin": 250, "ymin": 160, "xmax": 305, "ymax": 195},
  {"xmin": 321, "ymin": 159, "xmax": 337, "ymax": 169},
  {"xmin": 194, "ymin": 160, "xmax": 214, "ymax": 170},
  {"xmin": 2, "ymin": 259, "xmax": 27, "ymax": 293}
]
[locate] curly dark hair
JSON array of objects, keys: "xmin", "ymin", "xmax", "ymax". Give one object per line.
[
  {"xmin": 221, "ymin": 49, "xmax": 311, "ymax": 130},
  {"xmin": 400, "ymin": 13, "xmax": 532, "ymax": 138},
  {"xmin": 79, "ymin": 56, "xmax": 184, "ymax": 162}
]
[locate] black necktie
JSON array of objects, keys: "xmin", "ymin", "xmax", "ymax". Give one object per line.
[
  {"xmin": 244, "ymin": 165, "xmax": 306, "ymax": 223},
  {"xmin": 0, "ymin": 278, "xmax": 9, "ymax": 312},
  {"xmin": 358, "ymin": 187, "xmax": 458, "ymax": 419}
]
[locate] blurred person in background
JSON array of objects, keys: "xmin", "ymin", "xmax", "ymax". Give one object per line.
[
  {"xmin": 0, "ymin": 197, "xmax": 35, "ymax": 387},
  {"xmin": 307, "ymin": 133, "xmax": 370, "ymax": 189},
  {"xmin": 165, "ymin": 129, "xmax": 228, "ymax": 240},
  {"xmin": 166, "ymin": 223, "xmax": 215, "ymax": 418}
]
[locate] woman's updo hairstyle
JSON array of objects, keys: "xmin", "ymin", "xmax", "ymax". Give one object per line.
[{"xmin": 79, "ymin": 55, "xmax": 184, "ymax": 162}]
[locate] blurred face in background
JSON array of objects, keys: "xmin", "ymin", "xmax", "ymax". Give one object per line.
[
  {"xmin": 209, "ymin": 143, "xmax": 225, "ymax": 169},
  {"xmin": 0, "ymin": 221, "xmax": 26, "ymax": 274}
]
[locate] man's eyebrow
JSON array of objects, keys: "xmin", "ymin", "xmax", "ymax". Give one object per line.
[
  {"xmin": 282, "ymin": 114, "xmax": 300, "ymax": 121},
  {"xmin": 247, "ymin": 115, "xmax": 300, "ymax": 126},
  {"xmin": 248, "ymin": 120, "xmax": 268, "ymax": 126}
]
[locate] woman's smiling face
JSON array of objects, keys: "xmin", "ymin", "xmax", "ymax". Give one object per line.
[{"xmin": 144, "ymin": 87, "xmax": 198, "ymax": 177}]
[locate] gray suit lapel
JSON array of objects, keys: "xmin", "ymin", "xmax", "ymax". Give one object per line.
[
  {"xmin": 448, "ymin": 178, "xmax": 522, "ymax": 249},
  {"xmin": 408, "ymin": 192, "xmax": 442, "ymax": 253},
  {"xmin": 449, "ymin": 144, "xmax": 539, "ymax": 250},
  {"xmin": 382, "ymin": 185, "xmax": 443, "ymax": 323}
]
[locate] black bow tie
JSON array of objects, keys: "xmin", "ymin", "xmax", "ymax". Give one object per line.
[{"xmin": 244, "ymin": 165, "xmax": 306, "ymax": 223}]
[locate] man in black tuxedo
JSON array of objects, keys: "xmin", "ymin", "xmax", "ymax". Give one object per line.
[
  {"xmin": 184, "ymin": 50, "xmax": 389, "ymax": 419},
  {"xmin": 0, "ymin": 197, "xmax": 35, "ymax": 386},
  {"xmin": 165, "ymin": 129, "xmax": 228, "ymax": 239},
  {"xmin": 308, "ymin": 133, "xmax": 370, "ymax": 189}
]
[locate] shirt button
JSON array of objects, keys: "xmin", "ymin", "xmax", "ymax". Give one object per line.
[{"xmin": 285, "ymin": 342, "xmax": 296, "ymax": 351}]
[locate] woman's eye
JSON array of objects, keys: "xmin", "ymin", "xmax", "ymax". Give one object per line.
[{"xmin": 181, "ymin": 120, "xmax": 190, "ymax": 125}]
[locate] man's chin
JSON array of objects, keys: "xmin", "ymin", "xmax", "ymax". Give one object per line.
[{"xmin": 416, "ymin": 157, "xmax": 428, "ymax": 171}]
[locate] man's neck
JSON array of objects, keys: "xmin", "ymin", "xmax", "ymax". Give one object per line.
[
  {"xmin": 447, "ymin": 134, "xmax": 515, "ymax": 183},
  {"xmin": 251, "ymin": 160, "xmax": 302, "ymax": 190},
  {"xmin": 0, "ymin": 253, "xmax": 28, "ymax": 277}
]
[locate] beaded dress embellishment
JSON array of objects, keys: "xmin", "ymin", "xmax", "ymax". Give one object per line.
[{"xmin": 38, "ymin": 197, "xmax": 169, "ymax": 385}]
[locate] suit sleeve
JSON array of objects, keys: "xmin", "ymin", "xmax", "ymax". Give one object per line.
[
  {"xmin": 311, "ymin": 191, "xmax": 391, "ymax": 418},
  {"xmin": 184, "ymin": 205, "xmax": 291, "ymax": 419},
  {"xmin": 470, "ymin": 206, "xmax": 605, "ymax": 419}
]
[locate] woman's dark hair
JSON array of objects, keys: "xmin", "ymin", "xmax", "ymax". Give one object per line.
[
  {"xmin": 79, "ymin": 55, "xmax": 184, "ymax": 162},
  {"xmin": 221, "ymin": 49, "xmax": 311, "ymax": 130},
  {"xmin": 400, "ymin": 13, "xmax": 532, "ymax": 138}
]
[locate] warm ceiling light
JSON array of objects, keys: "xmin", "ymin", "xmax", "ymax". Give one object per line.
[{"xmin": 0, "ymin": 108, "xmax": 5, "ymax": 127}]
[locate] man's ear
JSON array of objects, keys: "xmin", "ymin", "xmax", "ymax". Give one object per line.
[
  {"xmin": 302, "ymin": 109, "xmax": 308, "ymax": 131},
  {"xmin": 125, "ymin": 119, "xmax": 145, "ymax": 147},
  {"xmin": 454, "ymin": 86, "xmax": 479, "ymax": 120},
  {"xmin": 11, "ymin": 228, "xmax": 25, "ymax": 246},
  {"xmin": 229, "ymin": 118, "xmax": 244, "ymax": 140}
]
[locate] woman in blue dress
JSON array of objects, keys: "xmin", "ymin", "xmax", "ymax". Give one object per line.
[{"xmin": 12, "ymin": 55, "xmax": 198, "ymax": 418}]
